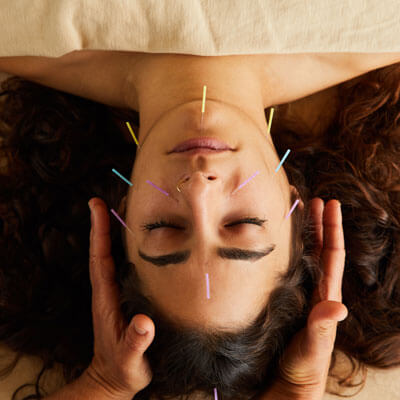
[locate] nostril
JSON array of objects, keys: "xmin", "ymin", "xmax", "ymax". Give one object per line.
[{"xmin": 207, "ymin": 176, "xmax": 216, "ymax": 181}]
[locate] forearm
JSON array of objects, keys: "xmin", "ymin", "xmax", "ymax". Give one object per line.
[
  {"xmin": 254, "ymin": 377, "xmax": 323, "ymax": 400},
  {"xmin": 0, "ymin": 55, "xmax": 56, "ymax": 80},
  {"xmin": 43, "ymin": 369, "xmax": 134, "ymax": 400}
]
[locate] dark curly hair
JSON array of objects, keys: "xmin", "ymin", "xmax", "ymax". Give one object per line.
[{"xmin": 1, "ymin": 62, "xmax": 400, "ymax": 400}]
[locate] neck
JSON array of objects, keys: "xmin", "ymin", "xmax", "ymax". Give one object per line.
[{"xmin": 124, "ymin": 54, "xmax": 275, "ymax": 143}]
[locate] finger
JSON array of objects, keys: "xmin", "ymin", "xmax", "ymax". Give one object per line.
[
  {"xmin": 309, "ymin": 198, "xmax": 324, "ymax": 308},
  {"xmin": 123, "ymin": 315, "xmax": 156, "ymax": 387},
  {"xmin": 305, "ymin": 300, "xmax": 348, "ymax": 361},
  {"xmin": 310, "ymin": 198, "xmax": 324, "ymax": 260},
  {"xmin": 88, "ymin": 198, "xmax": 122, "ymax": 331},
  {"xmin": 320, "ymin": 200, "xmax": 346, "ymax": 302},
  {"xmin": 125, "ymin": 314, "xmax": 156, "ymax": 352}
]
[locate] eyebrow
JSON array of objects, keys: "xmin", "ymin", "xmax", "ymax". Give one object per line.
[{"xmin": 138, "ymin": 244, "xmax": 276, "ymax": 267}]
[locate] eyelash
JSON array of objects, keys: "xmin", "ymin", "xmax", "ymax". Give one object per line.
[{"xmin": 140, "ymin": 217, "xmax": 266, "ymax": 231}]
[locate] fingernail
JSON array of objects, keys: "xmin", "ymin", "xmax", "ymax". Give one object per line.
[
  {"xmin": 134, "ymin": 322, "xmax": 147, "ymax": 335},
  {"xmin": 337, "ymin": 308, "xmax": 348, "ymax": 322}
]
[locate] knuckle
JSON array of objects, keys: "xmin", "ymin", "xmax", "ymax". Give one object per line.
[
  {"xmin": 318, "ymin": 321, "xmax": 336, "ymax": 337},
  {"xmin": 90, "ymin": 254, "xmax": 100, "ymax": 264},
  {"xmin": 324, "ymin": 246, "xmax": 345, "ymax": 253},
  {"xmin": 125, "ymin": 330, "xmax": 147, "ymax": 353}
]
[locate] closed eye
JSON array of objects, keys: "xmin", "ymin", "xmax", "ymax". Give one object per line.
[
  {"xmin": 225, "ymin": 217, "xmax": 266, "ymax": 227},
  {"xmin": 141, "ymin": 217, "xmax": 266, "ymax": 231}
]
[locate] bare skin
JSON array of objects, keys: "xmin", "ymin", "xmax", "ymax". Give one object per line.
[
  {"xmin": 114, "ymin": 52, "xmax": 382, "ymax": 330},
  {"xmin": 1, "ymin": 49, "xmax": 394, "ymax": 332},
  {"xmin": 1, "ymin": 50, "xmax": 399, "ymax": 399}
]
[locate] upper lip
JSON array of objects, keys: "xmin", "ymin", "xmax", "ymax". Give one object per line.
[{"xmin": 169, "ymin": 137, "xmax": 233, "ymax": 154}]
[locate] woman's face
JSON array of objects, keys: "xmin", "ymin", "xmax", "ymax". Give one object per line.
[{"xmin": 118, "ymin": 55, "xmax": 304, "ymax": 330}]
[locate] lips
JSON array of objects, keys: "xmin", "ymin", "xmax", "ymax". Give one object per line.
[
  {"xmin": 171, "ymin": 137, "xmax": 232, "ymax": 153},
  {"xmin": 174, "ymin": 148, "xmax": 230, "ymax": 156}
]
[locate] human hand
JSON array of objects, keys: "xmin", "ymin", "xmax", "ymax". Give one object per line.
[
  {"xmin": 86, "ymin": 197, "xmax": 155, "ymax": 399},
  {"xmin": 258, "ymin": 198, "xmax": 348, "ymax": 400}
]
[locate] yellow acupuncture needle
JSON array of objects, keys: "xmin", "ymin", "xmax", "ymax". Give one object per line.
[
  {"xmin": 125, "ymin": 122, "xmax": 140, "ymax": 149},
  {"xmin": 267, "ymin": 107, "xmax": 275, "ymax": 136},
  {"xmin": 201, "ymin": 85, "xmax": 207, "ymax": 129},
  {"xmin": 202, "ymin": 85, "xmax": 207, "ymax": 113}
]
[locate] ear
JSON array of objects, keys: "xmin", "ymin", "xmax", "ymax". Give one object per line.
[
  {"xmin": 289, "ymin": 185, "xmax": 304, "ymax": 212},
  {"xmin": 118, "ymin": 195, "xmax": 128, "ymax": 216}
]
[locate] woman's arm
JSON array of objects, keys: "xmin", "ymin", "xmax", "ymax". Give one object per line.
[
  {"xmin": 0, "ymin": 55, "xmax": 55, "ymax": 81},
  {"xmin": 263, "ymin": 52, "xmax": 400, "ymax": 107},
  {"xmin": 0, "ymin": 50, "xmax": 136, "ymax": 109}
]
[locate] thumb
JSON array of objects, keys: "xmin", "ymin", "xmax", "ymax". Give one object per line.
[
  {"xmin": 124, "ymin": 314, "xmax": 155, "ymax": 356},
  {"xmin": 306, "ymin": 300, "xmax": 348, "ymax": 360},
  {"xmin": 122, "ymin": 314, "xmax": 155, "ymax": 389}
]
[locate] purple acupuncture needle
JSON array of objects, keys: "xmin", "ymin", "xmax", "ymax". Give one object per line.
[
  {"xmin": 146, "ymin": 180, "xmax": 170, "ymax": 197},
  {"xmin": 110, "ymin": 209, "xmax": 134, "ymax": 237},
  {"xmin": 285, "ymin": 199, "xmax": 300, "ymax": 220},
  {"xmin": 214, "ymin": 387, "xmax": 218, "ymax": 400},
  {"xmin": 231, "ymin": 171, "xmax": 260, "ymax": 195},
  {"xmin": 206, "ymin": 273, "xmax": 210, "ymax": 299}
]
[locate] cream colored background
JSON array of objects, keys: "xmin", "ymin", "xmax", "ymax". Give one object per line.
[
  {"xmin": 0, "ymin": 0, "xmax": 400, "ymax": 57},
  {"xmin": 1, "ymin": 0, "xmax": 400, "ymax": 398}
]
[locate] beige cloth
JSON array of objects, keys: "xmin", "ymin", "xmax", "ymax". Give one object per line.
[
  {"xmin": 1, "ymin": 0, "xmax": 400, "ymax": 398},
  {"xmin": 0, "ymin": 0, "xmax": 400, "ymax": 58}
]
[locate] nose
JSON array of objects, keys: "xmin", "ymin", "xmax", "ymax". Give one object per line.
[
  {"xmin": 177, "ymin": 170, "xmax": 220, "ymax": 207},
  {"xmin": 177, "ymin": 171, "xmax": 220, "ymax": 237},
  {"xmin": 178, "ymin": 171, "xmax": 218, "ymax": 193}
]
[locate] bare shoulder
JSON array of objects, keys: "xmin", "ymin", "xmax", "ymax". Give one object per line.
[
  {"xmin": 319, "ymin": 52, "xmax": 400, "ymax": 73},
  {"xmin": 272, "ymin": 52, "xmax": 400, "ymax": 143},
  {"xmin": 259, "ymin": 52, "xmax": 400, "ymax": 107}
]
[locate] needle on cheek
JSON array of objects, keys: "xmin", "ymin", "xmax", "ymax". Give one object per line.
[
  {"xmin": 275, "ymin": 149, "xmax": 291, "ymax": 172},
  {"xmin": 146, "ymin": 180, "xmax": 170, "ymax": 197},
  {"xmin": 285, "ymin": 199, "xmax": 300, "ymax": 220},
  {"xmin": 125, "ymin": 121, "xmax": 141, "ymax": 149},
  {"xmin": 110, "ymin": 209, "xmax": 135, "ymax": 237},
  {"xmin": 112, "ymin": 168, "xmax": 133, "ymax": 186},
  {"xmin": 231, "ymin": 171, "xmax": 260, "ymax": 195},
  {"xmin": 267, "ymin": 107, "xmax": 274, "ymax": 136}
]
